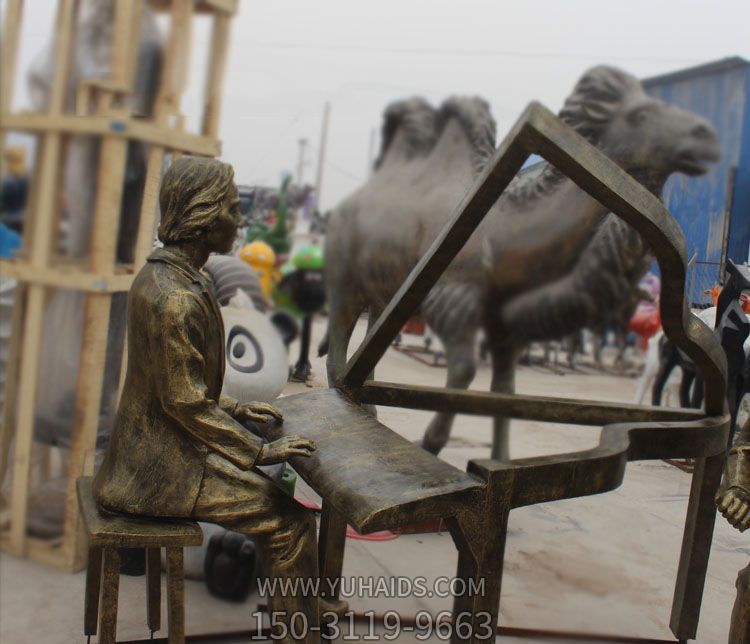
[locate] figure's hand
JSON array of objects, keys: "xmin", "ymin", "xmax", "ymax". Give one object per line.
[
  {"xmin": 236, "ymin": 402, "xmax": 283, "ymax": 424},
  {"xmin": 256, "ymin": 435, "xmax": 316, "ymax": 465},
  {"xmin": 716, "ymin": 487, "xmax": 750, "ymax": 532}
]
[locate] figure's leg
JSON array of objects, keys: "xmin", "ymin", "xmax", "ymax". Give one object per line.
[
  {"xmin": 489, "ymin": 344, "xmax": 519, "ymax": 461},
  {"xmin": 193, "ymin": 456, "xmax": 320, "ymax": 644},
  {"xmin": 728, "ymin": 561, "xmax": 750, "ymax": 644},
  {"xmin": 421, "ymin": 336, "xmax": 477, "ymax": 454},
  {"xmin": 690, "ymin": 374, "xmax": 705, "ymax": 410},
  {"xmin": 652, "ymin": 342, "xmax": 677, "ymax": 406},
  {"xmin": 634, "ymin": 335, "xmax": 661, "ymax": 404},
  {"xmin": 291, "ymin": 316, "xmax": 313, "ymax": 382},
  {"xmin": 679, "ymin": 369, "xmax": 696, "ymax": 409}
]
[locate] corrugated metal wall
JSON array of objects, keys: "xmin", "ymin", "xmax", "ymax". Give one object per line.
[{"xmin": 644, "ymin": 58, "xmax": 749, "ymax": 305}]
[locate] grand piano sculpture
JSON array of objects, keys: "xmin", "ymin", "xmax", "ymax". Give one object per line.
[{"xmin": 260, "ymin": 103, "xmax": 729, "ymax": 643}]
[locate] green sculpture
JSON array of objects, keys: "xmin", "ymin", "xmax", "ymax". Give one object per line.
[{"xmin": 246, "ymin": 175, "xmax": 293, "ymax": 255}]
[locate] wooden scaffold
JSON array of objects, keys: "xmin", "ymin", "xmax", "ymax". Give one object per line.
[{"xmin": 0, "ymin": 0, "xmax": 238, "ymax": 571}]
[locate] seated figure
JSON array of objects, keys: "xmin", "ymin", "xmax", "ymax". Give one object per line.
[{"xmin": 93, "ymin": 156, "xmax": 320, "ymax": 642}]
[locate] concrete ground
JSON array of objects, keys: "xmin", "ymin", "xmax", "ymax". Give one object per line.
[{"xmin": 1, "ymin": 316, "xmax": 747, "ymax": 643}]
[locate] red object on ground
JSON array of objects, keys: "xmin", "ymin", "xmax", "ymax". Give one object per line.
[
  {"xmin": 628, "ymin": 304, "xmax": 661, "ymax": 349},
  {"xmin": 402, "ymin": 316, "xmax": 426, "ymax": 336}
]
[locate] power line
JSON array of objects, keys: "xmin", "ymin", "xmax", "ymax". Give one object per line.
[
  {"xmin": 308, "ymin": 143, "xmax": 363, "ymax": 183},
  {"xmin": 248, "ymin": 109, "xmax": 308, "ymax": 174},
  {"xmin": 248, "ymin": 41, "xmax": 702, "ymax": 65}
]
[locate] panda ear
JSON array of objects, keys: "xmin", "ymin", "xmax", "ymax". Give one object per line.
[
  {"xmin": 227, "ymin": 288, "xmax": 255, "ymax": 310},
  {"xmin": 270, "ymin": 311, "xmax": 298, "ymax": 347}
]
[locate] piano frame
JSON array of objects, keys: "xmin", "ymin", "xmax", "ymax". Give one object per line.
[{"xmin": 264, "ymin": 103, "xmax": 729, "ymax": 643}]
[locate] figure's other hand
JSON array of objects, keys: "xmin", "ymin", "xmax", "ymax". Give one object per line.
[
  {"xmin": 256, "ymin": 435, "xmax": 316, "ymax": 465},
  {"xmin": 716, "ymin": 487, "xmax": 750, "ymax": 532},
  {"xmin": 236, "ymin": 401, "xmax": 284, "ymax": 424}
]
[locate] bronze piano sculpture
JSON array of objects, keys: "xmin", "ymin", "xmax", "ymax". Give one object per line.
[{"xmin": 255, "ymin": 103, "xmax": 729, "ymax": 643}]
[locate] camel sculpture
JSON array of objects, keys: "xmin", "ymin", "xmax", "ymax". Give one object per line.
[{"xmin": 323, "ymin": 66, "xmax": 721, "ymax": 460}]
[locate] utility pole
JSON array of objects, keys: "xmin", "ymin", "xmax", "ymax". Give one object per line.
[
  {"xmin": 314, "ymin": 102, "xmax": 330, "ymax": 211},
  {"xmin": 296, "ymin": 137, "xmax": 308, "ymax": 186}
]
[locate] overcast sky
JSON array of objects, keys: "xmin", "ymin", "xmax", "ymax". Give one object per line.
[{"xmin": 6, "ymin": 0, "xmax": 750, "ymax": 211}]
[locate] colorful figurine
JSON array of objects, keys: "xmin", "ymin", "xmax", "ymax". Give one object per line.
[
  {"xmin": 239, "ymin": 240, "xmax": 278, "ymax": 302},
  {"xmin": 275, "ymin": 244, "xmax": 326, "ymax": 382}
]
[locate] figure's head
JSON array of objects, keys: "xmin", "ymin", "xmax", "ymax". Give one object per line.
[
  {"xmin": 559, "ymin": 66, "xmax": 720, "ymax": 182},
  {"xmin": 158, "ymin": 156, "xmax": 241, "ymax": 254}
]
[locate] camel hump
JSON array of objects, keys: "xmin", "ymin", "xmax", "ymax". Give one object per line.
[
  {"xmin": 375, "ymin": 97, "xmax": 440, "ymax": 168},
  {"xmin": 438, "ymin": 96, "xmax": 497, "ymax": 174}
]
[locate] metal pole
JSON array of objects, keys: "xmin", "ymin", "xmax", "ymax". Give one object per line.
[
  {"xmin": 297, "ymin": 137, "xmax": 308, "ymax": 186},
  {"xmin": 314, "ymin": 102, "xmax": 330, "ymax": 210}
]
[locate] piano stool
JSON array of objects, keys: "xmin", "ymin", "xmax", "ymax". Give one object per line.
[{"xmin": 76, "ymin": 477, "xmax": 203, "ymax": 644}]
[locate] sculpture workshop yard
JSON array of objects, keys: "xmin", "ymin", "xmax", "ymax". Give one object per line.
[{"xmin": 1, "ymin": 315, "xmax": 745, "ymax": 643}]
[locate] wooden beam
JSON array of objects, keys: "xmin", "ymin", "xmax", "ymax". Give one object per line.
[
  {"xmin": 0, "ymin": 260, "xmax": 134, "ymax": 292},
  {"xmin": 149, "ymin": 0, "xmax": 238, "ymax": 14},
  {"xmin": 201, "ymin": 12, "xmax": 232, "ymax": 139},
  {"xmin": 1, "ymin": 113, "xmax": 221, "ymax": 157},
  {"xmin": 154, "ymin": 0, "xmax": 192, "ymax": 120},
  {"xmin": 8, "ymin": 0, "xmax": 79, "ymax": 555},
  {"xmin": 133, "ymin": 147, "xmax": 166, "ymax": 268},
  {"xmin": 0, "ymin": 0, "xmax": 24, "ymax": 114},
  {"xmin": 0, "ymin": 284, "xmax": 26, "ymax": 512},
  {"xmin": 8, "ymin": 286, "xmax": 46, "ymax": 554},
  {"xmin": 63, "ymin": 128, "xmax": 129, "ymax": 569},
  {"xmin": 352, "ymin": 381, "xmax": 706, "ymax": 426}
]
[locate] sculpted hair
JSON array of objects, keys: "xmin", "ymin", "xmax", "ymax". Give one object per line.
[{"xmin": 158, "ymin": 157, "xmax": 235, "ymax": 244}]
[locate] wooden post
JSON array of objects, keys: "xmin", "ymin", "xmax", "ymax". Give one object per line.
[
  {"xmin": 201, "ymin": 12, "xmax": 232, "ymax": 138},
  {"xmin": 8, "ymin": 0, "xmax": 79, "ymax": 556},
  {"xmin": 0, "ymin": 0, "xmax": 25, "ymax": 164},
  {"xmin": 63, "ymin": 0, "xmax": 148, "ymax": 569},
  {"xmin": 1, "ymin": 0, "xmax": 238, "ymax": 571}
]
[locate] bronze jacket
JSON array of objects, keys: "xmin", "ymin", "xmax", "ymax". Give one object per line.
[{"xmin": 93, "ymin": 247, "xmax": 263, "ymax": 517}]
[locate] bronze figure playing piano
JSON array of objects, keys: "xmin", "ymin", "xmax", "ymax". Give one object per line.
[{"xmin": 93, "ymin": 156, "xmax": 321, "ymax": 642}]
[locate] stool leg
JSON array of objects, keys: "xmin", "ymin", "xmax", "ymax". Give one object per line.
[
  {"xmin": 166, "ymin": 547, "xmax": 185, "ymax": 644},
  {"xmin": 146, "ymin": 547, "xmax": 162, "ymax": 636},
  {"xmin": 84, "ymin": 547, "xmax": 102, "ymax": 639},
  {"xmin": 98, "ymin": 548, "xmax": 121, "ymax": 644}
]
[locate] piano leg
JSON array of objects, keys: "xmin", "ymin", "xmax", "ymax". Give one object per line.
[
  {"xmin": 318, "ymin": 501, "xmax": 347, "ymax": 602},
  {"xmin": 448, "ymin": 508, "xmax": 510, "ymax": 644}
]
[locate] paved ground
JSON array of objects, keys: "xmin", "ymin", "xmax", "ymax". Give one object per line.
[{"xmin": 1, "ymin": 316, "xmax": 747, "ymax": 643}]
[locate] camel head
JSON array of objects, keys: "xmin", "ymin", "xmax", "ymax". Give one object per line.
[{"xmin": 559, "ymin": 66, "xmax": 720, "ymax": 185}]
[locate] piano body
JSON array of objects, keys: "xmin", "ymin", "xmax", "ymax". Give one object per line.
[{"xmin": 257, "ymin": 104, "xmax": 729, "ymax": 643}]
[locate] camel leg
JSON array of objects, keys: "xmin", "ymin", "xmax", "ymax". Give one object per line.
[
  {"xmin": 489, "ymin": 344, "xmax": 519, "ymax": 461},
  {"xmin": 421, "ymin": 337, "xmax": 476, "ymax": 455},
  {"xmin": 360, "ymin": 307, "xmax": 383, "ymax": 417},
  {"xmin": 326, "ymin": 301, "xmax": 362, "ymax": 387}
]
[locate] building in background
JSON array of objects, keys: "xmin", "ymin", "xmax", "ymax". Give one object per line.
[{"xmin": 644, "ymin": 57, "xmax": 750, "ymax": 305}]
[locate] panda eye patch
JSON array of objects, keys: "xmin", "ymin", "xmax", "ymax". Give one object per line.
[{"xmin": 226, "ymin": 325, "xmax": 264, "ymax": 374}]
